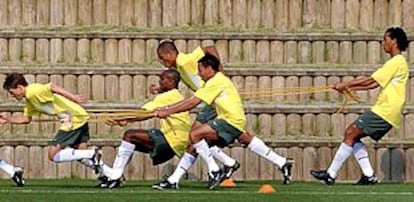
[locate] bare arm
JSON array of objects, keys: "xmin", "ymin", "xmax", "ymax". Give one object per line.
[
  {"xmin": 155, "ymin": 96, "xmax": 202, "ymax": 118},
  {"xmin": 0, "ymin": 113, "xmax": 31, "ymax": 124},
  {"xmin": 51, "ymin": 83, "xmax": 86, "ymax": 104},
  {"xmin": 333, "ymin": 76, "xmax": 380, "ymax": 92},
  {"xmin": 203, "ymin": 46, "xmax": 224, "ymax": 73}
]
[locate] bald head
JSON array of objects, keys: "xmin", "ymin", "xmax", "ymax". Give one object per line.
[{"xmin": 157, "ymin": 41, "xmax": 178, "ymax": 54}]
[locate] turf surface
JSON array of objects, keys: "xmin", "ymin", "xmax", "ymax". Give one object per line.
[{"xmin": 0, "ymin": 179, "xmax": 414, "ymax": 202}]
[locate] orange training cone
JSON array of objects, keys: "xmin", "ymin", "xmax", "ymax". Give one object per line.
[
  {"xmin": 258, "ymin": 184, "xmax": 276, "ymax": 193},
  {"xmin": 220, "ymin": 179, "xmax": 236, "ymax": 187}
]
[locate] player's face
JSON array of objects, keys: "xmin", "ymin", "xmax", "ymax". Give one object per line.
[
  {"xmin": 198, "ymin": 63, "xmax": 209, "ymax": 81},
  {"xmin": 383, "ymin": 32, "xmax": 395, "ymax": 53},
  {"xmin": 158, "ymin": 51, "xmax": 176, "ymax": 68},
  {"xmin": 158, "ymin": 74, "xmax": 172, "ymax": 91},
  {"xmin": 7, "ymin": 85, "xmax": 25, "ymax": 100}
]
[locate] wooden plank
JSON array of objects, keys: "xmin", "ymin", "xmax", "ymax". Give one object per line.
[
  {"xmin": 218, "ymin": 0, "xmax": 231, "ymax": 26},
  {"xmin": 303, "ymin": 147, "xmax": 317, "ymax": 181},
  {"xmin": 272, "ymin": 114, "xmax": 286, "ymax": 137},
  {"xmin": 36, "ymin": 39, "xmax": 49, "ymax": 63},
  {"xmin": 374, "ymin": 0, "xmax": 388, "ymax": 30},
  {"xmin": 132, "ymin": 39, "xmax": 146, "ymax": 63},
  {"xmin": 388, "ymin": 0, "xmax": 402, "ymax": 26},
  {"xmin": 0, "ymin": 0, "xmax": 7, "ymax": 27},
  {"xmin": 93, "ymin": 0, "xmax": 106, "ymax": 24},
  {"xmin": 118, "ymin": 39, "xmax": 132, "ymax": 64},
  {"xmin": 247, "ymin": 0, "xmax": 261, "ymax": 28},
  {"xmin": 232, "ymin": 0, "xmax": 247, "ymax": 28},
  {"xmin": 353, "ymin": 41, "xmax": 367, "ymax": 64},
  {"xmin": 303, "ymin": 0, "xmax": 316, "ymax": 28},
  {"xmin": 50, "ymin": 39, "xmax": 63, "ymax": 63},
  {"xmin": 330, "ymin": 113, "xmax": 345, "ymax": 138},
  {"xmin": 285, "ymin": 76, "xmax": 299, "ymax": 101},
  {"xmin": 106, "ymin": 0, "xmax": 120, "ymax": 25},
  {"xmin": 287, "ymin": 114, "xmax": 301, "ymax": 136},
  {"xmin": 63, "ymin": 39, "xmax": 77, "ymax": 63},
  {"xmin": 376, "ymin": 148, "xmax": 390, "ymax": 182},
  {"xmin": 204, "ymin": 0, "xmax": 218, "ymax": 26},
  {"xmin": 331, "ymin": 0, "xmax": 344, "ymax": 29},
  {"xmin": 288, "ymin": 147, "xmax": 302, "ymax": 181},
  {"xmin": 339, "ymin": 41, "xmax": 352, "ymax": 64},
  {"xmin": 242, "ymin": 40, "xmax": 255, "ymax": 63},
  {"xmin": 316, "ymin": 0, "xmax": 330, "ymax": 28},
  {"xmin": 77, "ymin": 39, "xmax": 90, "ymax": 63},
  {"xmin": 275, "ymin": 0, "xmax": 288, "ymax": 31},
  {"xmin": 91, "ymin": 75, "xmax": 105, "ymax": 100},
  {"xmin": 345, "ymin": 0, "xmax": 359, "ymax": 30},
  {"xmin": 245, "ymin": 145, "xmax": 260, "ymax": 180},
  {"xmin": 120, "ymin": 0, "xmax": 133, "ymax": 26},
  {"xmin": 403, "ymin": 0, "xmax": 414, "ymax": 30},
  {"xmin": 43, "ymin": 146, "xmax": 57, "ymax": 179},
  {"xmin": 405, "ymin": 148, "xmax": 414, "ymax": 182},
  {"xmin": 390, "ymin": 148, "xmax": 404, "ymax": 182},
  {"xmin": 78, "ymin": 0, "xmax": 92, "ymax": 25},
  {"xmin": 359, "ymin": 0, "xmax": 373, "ymax": 31},
  {"xmin": 119, "ymin": 75, "xmax": 132, "ymax": 102},
  {"xmin": 326, "ymin": 41, "xmax": 339, "ymax": 63},
  {"xmin": 298, "ymin": 41, "xmax": 311, "ymax": 64},
  {"xmin": 105, "ymin": 75, "xmax": 119, "ymax": 101},
  {"xmin": 230, "ymin": 147, "xmax": 245, "ymax": 181},
  {"xmin": 105, "ymin": 39, "xmax": 118, "ymax": 64},
  {"xmin": 15, "ymin": 146, "xmax": 29, "ymax": 178},
  {"xmin": 229, "ymin": 40, "xmax": 242, "ymax": 63},
  {"xmin": 64, "ymin": 0, "xmax": 78, "ymax": 26},
  {"xmin": 299, "ymin": 76, "xmax": 312, "ymax": 101},
  {"xmin": 63, "ymin": 74, "xmax": 77, "ymax": 94},
  {"xmin": 36, "ymin": 0, "xmax": 50, "ymax": 26},
  {"xmin": 148, "ymin": 0, "xmax": 162, "ymax": 27},
  {"xmin": 316, "ymin": 113, "xmax": 330, "ymax": 137},
  {"xmin": 8, "ymin": 39, "xmax": 22, "ymax": 63},
  {"xmin": 0, "ymin": 39, "xmax": 7, "ymax": 63},
  {"xmin": 9, "ymin": 0, "xmax": 22, "ymax": 26},
  {"xmin": 302, "ymin": 113, "xmax": 315, "ymax": 137},
  {"xmin": 284, "ymin": 41, "xmax": 297, "ymax": 64},
  {"xmin": 176, "ymin": 0, "xmax": 190, "ymax": 26},
  {"xmin": 256, "ymin": 40, "xmax": 270, "ymax": 63},
  {"xmin": 22, "ymin": 38, "xmax": 35, "ymax": 63},
  {"xmin": 312, "ymin": 41, "xmax": 325, "ymax": 63},
  {"xmin": 133, "ymin": 75, "xmax": 146, "ymax": 101},
  {"xmin": 91, "ymin": 39, "xmax": 104, "ymax": 63}
]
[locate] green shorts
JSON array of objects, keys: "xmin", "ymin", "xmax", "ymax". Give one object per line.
[
  {"xmin": 354, "ymin": 111, "xmax": 393, "ymax": 141},
  {"xmin": 207, "ymin": 119, "xmax": 243, "ymax": 148},
  {"xmin": 196, "ymin": 104, "xmax": 217, "ymax": 124},
  {"xmin": 144, "ymin": 128, "xmax": 176, "ymax": 165},
  {"xmin": 52, "ymin": 123, "xmax": 90, "ymax": 147}
]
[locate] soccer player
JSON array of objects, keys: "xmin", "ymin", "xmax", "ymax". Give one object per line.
[
  {"xmin": 0, "ymin": 159, "xmax": 24, "ymax": 186},
  {"xmin": 0, "ymin": 73, "xmax": 102, "ymax": 181},
  {"xmin": 154, "ymin": 54, "xmax": 292, "ymax": 190},
  {"xmin": 310, "ymin": 27, "xmax": 409, "ymax": 185},
  {"xmin": 99, "ymin": 69, "xmax": 191, "ymax": 189},
  {"xmin": 154, "ymin": 42, "xmax": 293, "ymax": 189}
]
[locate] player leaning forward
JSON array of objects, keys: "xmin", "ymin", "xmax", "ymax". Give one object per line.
[
  {"xmin": 311, "ymin": 27, "xmax": 409, "ymax": 185},
  {"xmin": 0, "ymin": 73, "xmax": 102, "ymax": 182}
]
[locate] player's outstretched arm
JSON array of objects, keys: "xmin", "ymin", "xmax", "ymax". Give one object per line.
[
  {"xmin": 51, "ymin": 83, "xmax": 86, "ymax": 104},
  {"xmin": 0, "ymin": 113, "xmax": 31, "ymax": 124},
  {"xmin": 155, "ymin": 96, "xmax": 201, "ymax": 118}
]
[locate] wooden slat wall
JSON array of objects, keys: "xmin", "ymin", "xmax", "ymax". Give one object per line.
[
  {"xmin": 0, "ymin": 0, "xmax": 413, "ymax": 30},
  {"xmin": 0, "ymin": 143, "xmax": 413, "ymax": 182},
  {"xmin": 0, "ymin": 36, "xmax": 412, "ymax": 65}
]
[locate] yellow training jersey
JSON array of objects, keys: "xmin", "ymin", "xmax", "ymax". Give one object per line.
[
  {"xmin": 175, "ymin": 46, "xmax": 205, "ymax": 91},
  {"xmin": 142, "ymin": 89, "xmax": 191, "ymax": 157},
  {"xmin": 194, "ymin": 72, "xmax": 246, "ymax": 132},
  {"xmin": 24, "ymin": 83, "xmax": 89, "ymax": 131},
  {"xmin": 371, "ymin": 54, "xmax": 408, "ymax": 128}
]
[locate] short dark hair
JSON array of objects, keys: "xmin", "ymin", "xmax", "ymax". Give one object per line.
[
  {"xmin": 162, "ymin": 69, "xmax": 181, "ymax": 89},
  {"xmin": 157, "ymin": 40, "xmax": 178, "ymax": 54},
  {"xmin": 197, "ymin": 54, "xmax": 220, "ymax": 72},
  {"xmin": 386, "ymin": 27, "xmax": 408, "ymax": 51},
  {"xmin": 3, "ymin": 73, "xmax": 28, "ymax": 90}
]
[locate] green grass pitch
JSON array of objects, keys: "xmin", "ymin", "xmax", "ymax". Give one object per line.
[{"xmin": 0, "ymin": 179, "xmax": 414, "ymax": 202}]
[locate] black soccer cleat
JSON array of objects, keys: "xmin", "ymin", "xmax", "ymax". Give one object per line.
[
  {"xmin": 207, "ymin": 170, "xmax": 223, "ymax": 190},
  {"xmin": 91, "ymin": 148, "xmax": 102, "ymax": 174},
  {"xmin": 221, "ymin": 161, "xmax": 240, "ymax": 182},
  {"xmin": 310, "ymin": 170, "xmax": 335, "ymax": 185},
  {"xmin": 96, "ymin": 176, "xmax": 108, "ymax": 188},
  {"xmin": 280, "ymin": 158, "xmax": 294, "ymax": 185},
  {"xmin": 107, "ymin": 179, "xmax": 122, "ymax": 189},
  {"xmin": 354, "ymin": 174, "xmax": 378, "ymax": 185},
  {"xmin": 11, "ymin": 167, "xmax": 25, "ymax": 187},
  {"xmin": 152, "ymin": 179, "xmax": 179, "ymax": 190}
]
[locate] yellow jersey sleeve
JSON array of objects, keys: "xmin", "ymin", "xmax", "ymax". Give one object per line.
[
  {"xmin": 194, "ymin": 79, "xmax": 223, "ymax": 105},
  {"xmin": 371, "ymin": 57, "xmax": 401, "ymax": 87}
]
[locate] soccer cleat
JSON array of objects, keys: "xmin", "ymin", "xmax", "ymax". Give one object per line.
[
  {"xmin": 354, "ymin": 174, "xmax": 378, "ymax": 185},
  {"xmin": 107, "ymin": 179, "xmax": 122, "ymax": 189},
  {"xmin": 280, "ymin": 158, "xmax": 294, "ymax": 185},
  {"xmin": 95, "ymin": 176, "xmax": 108, "ymax": 188},
  {"xmin": 91, "ymin": 148, "xmax": 102, "ymax": 174},
  {"xmin": 152, "ymin": 179, "xmax": 179, "ymax": 190},
  {"xmin": 207, "ymin": 170, "xmax": 223, "ymax": 190},
  {"xmin": 11, "ymin": 167, "xmax": 25, "ymax": 187},
  {"xmin": 221, "ymin": 161, "xmax": 240, "ymax": 182},
  {"xmin": 310, "ymin": 170, "xmax": 335, "ymax": 185}
]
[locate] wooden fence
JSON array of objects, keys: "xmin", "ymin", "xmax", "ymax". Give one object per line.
[
  {"xmin": 0, "ymin": 141, "xmax": 413, "ymax": 182},
  {"xmin": 0, "ymin": 32, "xmax": 413, "ymax": 65},
  {"xmin": 0, "ymin": 0, "xmax": 414, "ymax": 31}
]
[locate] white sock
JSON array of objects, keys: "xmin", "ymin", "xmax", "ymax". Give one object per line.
[
  {"xmin": 79, "ymin": 159, "xmax": 113, "ymax": 178},
  {"xmin": 353, "ymin": 141, "xmax": 374, "ymax": 177},
  {"xmin": 193, "ymin": 140, "xmax": 220, "ymax": 172},
  {"xmin": 327, "ymin": 143, "xmax": 353, "ymax": 178},
  {"xmin": 209, "ymin": 146, "xmax": 236, "ymax": 167},
  {"xmin": 247, "ymin": 136, "xmax": 286, "ymax": 168},
  {"xmin": 0, "ymin": 159, "xmax": 16, "ymax": 177},
  {"xmin": 53, "ymin": 148, "xmax": 95, "ymax": 162},
  {"xmin": 110, "ymin": 141, "xmax": 135, "ymax": 179},
  {"xmin": 167, "ymin": 152, "xmax": 196, "ymax": 184}
]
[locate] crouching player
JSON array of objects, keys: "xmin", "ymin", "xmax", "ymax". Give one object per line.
[{"xmin": 99, "ymin": 69, "xmax": 191, "ymax": 188}]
